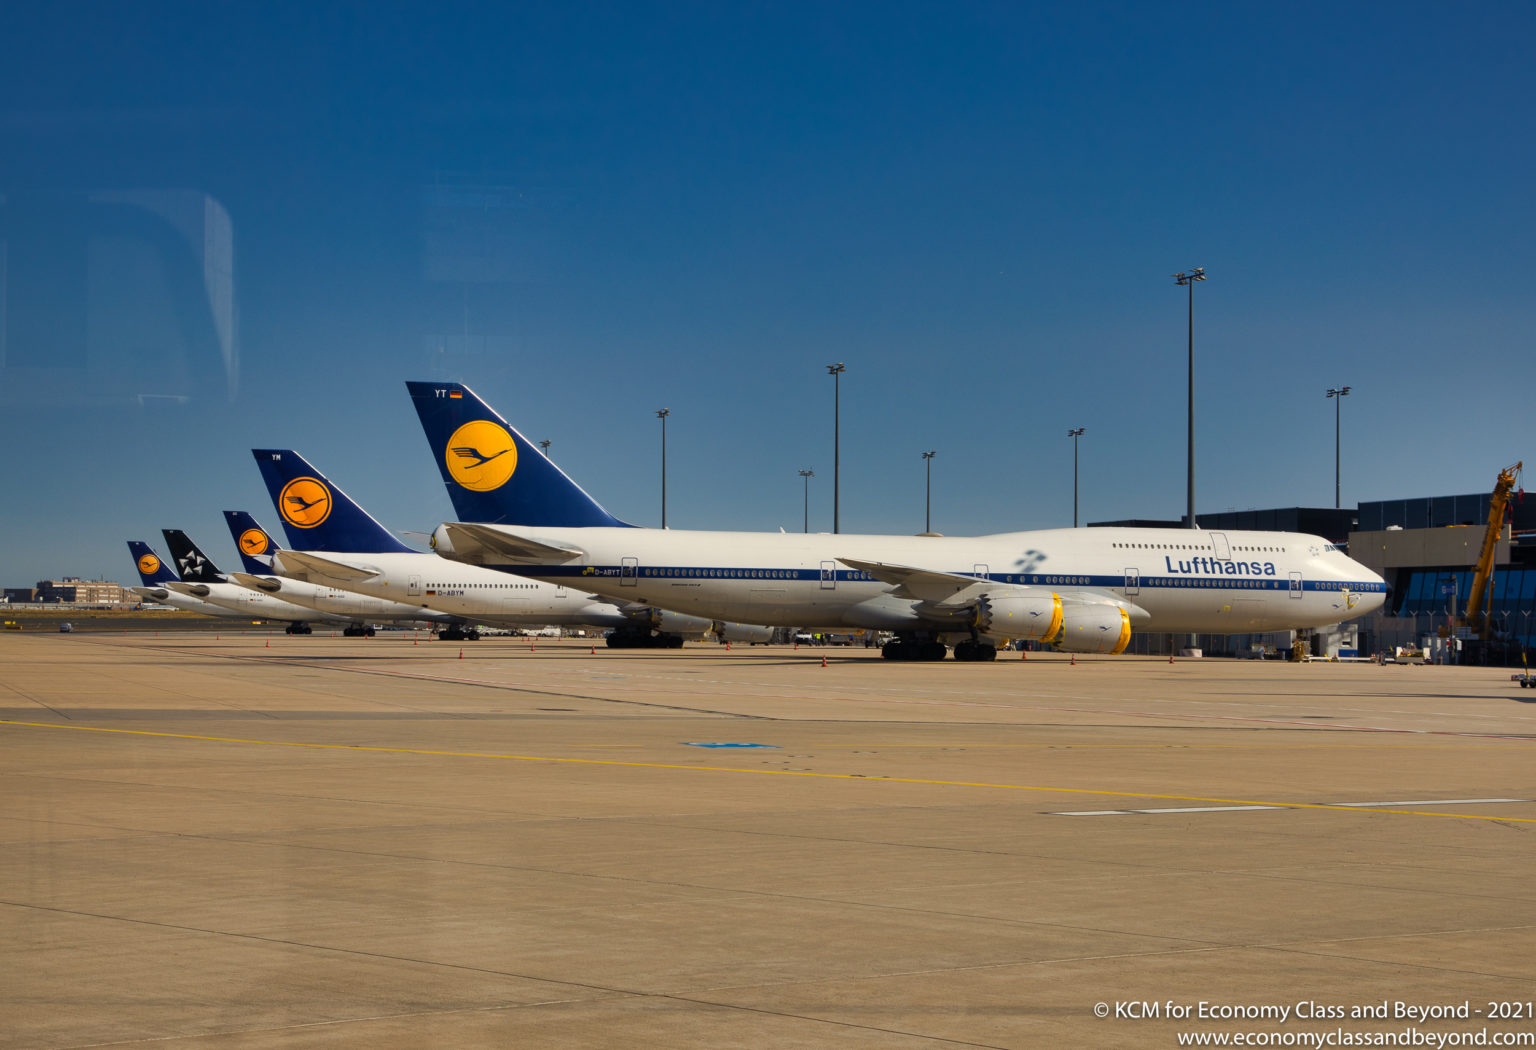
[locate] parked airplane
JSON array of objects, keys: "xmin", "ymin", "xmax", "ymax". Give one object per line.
[
  {"xmin": 222, "ymin": 511, "xmax": 464, "ymax": 637},
  {"xmin": 408, "ymin": 380, "xmax": 1389, "ymax": 661},
  {"xmin": 249, "ymin": 449, "xmax": 770, "ymax": 646},
  {"xmin": 126, "ymin": 540, "xmax": 263, "ymax": 620},
  {"xmin": 159, "ymin": 528, "xmax": 346, "ymax": 634}
]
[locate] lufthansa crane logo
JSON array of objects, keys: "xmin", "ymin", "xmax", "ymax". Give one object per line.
[
  {"xmin": 445, "ymin": 420, "xmax": 517, "ymax": 492},
  {"xmin": 279, "ymin": 477, "xmax": 332, "ymax": 528},
  {"xmin": 239, "ymin": 528, "xmax": 270, "ymax": 555},
  {"xmin": 137, "ymin": 553, "xmax": 161, "ymax": 576}
]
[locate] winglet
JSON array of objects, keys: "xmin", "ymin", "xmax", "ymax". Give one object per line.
[
  {"xmin": 252, "ymin": 450, "xmax": 416, "ymax": 554},
  {"xmin": 406, "ymin": 380, "xmax": 634, "ymax": 528}
]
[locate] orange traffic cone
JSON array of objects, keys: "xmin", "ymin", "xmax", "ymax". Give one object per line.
[
  {"xmin": 459, "ymin": 648, "xmax": 464, "ymax": 659},
  {"xmin": 821, "ymin": 655, "xmax": 827, "ymax": 667},
  {"xmin": 1070, "ymin": 654, "xmax": 1076, "ymax": 666}
]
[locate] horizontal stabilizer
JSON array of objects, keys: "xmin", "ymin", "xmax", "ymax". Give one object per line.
[
  {"xmin": 836, "ymin": 558, "xmax": 992, "ymax": 604},
  {"xmin": 165, "ymin": 581, "xmax": 211, "ymax": 598},
  {"xmin": 444, "ymin": 521, "xmax": 586, "ymax": 562},
  {"xmin": 273, "ymin": 549, "xmax": 381, "ymax": 582},
  {"xmin": 229, "ymin": 572, "xmax": 284, "ymax": 594}
]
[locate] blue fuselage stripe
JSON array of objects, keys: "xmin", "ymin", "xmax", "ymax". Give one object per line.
[{"xmin": 499, "ymin": 564, "xmax": 1387, "ymax": 594}]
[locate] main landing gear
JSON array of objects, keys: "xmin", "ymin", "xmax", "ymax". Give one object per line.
[
  {"xmin": 605, "ymin": 629, "xmax": 684, "ymax": 649},
  {"xmin": 880, "ymin": 635, "xmax": 999, "ymax": 662},
  {"xmin": 438, "ymin": 626, "xmax": 481, "ymax": 641},
  {"xmin": 953, "ymin": 640, "xmax": 998, "ymax": 662},
  {"xmin": 342, "ymin": 625, "xmax": 376, "ymax": 637},
  {"xmin": 284, "ymin": 622, "xmax": 313, "ymax": 635}
]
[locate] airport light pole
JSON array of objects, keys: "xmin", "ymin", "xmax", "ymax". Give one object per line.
[
  {"xmin": 1068, "ymin": 428, "xmax": 1085, "ymax": 527},
  {"xmin": 827, "ymin": 362, "xmax": 845, "ymax": 533},
  {"xmin": 657, "ymin": 408, "xmax": 670, "ymax": 528},
  {"xmin": 1173, "ymin": 268, "xmax": 1205, "ymax": 530},
  {"xmin": 799, "ymin": 469, "xmax": 814, "ymax": 533},
  {"xmin": 538, "ymin": 439, "xmax": 552, "ymax": 459},
  {"xmin": 1327, "ymin": 386, "xmax": 1350, "ymax": 509},
  {"xmin": 922, "ymin": 451, "xmax": 936, "ymax": 533}
]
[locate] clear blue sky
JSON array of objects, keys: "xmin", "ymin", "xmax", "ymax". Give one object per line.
[{"xmin": 2, "ymin": 2, "xmax": 1532, "ymax": 585}]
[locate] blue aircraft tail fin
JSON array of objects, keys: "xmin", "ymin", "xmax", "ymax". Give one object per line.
[
  {"xmin": 251, "ymin": 449, "xmax": 416, "ymax": 554},
  {"xmin": 161, "ymin": 529, "xmax": 225, "ymax": 583},
  {"xmin": 127, "ymin": 541, "xmax": 180, "ymax": 585},
  {"xmin": 223, "ymin": 511, "xmax": 282, "ymax": 573},
  {"xmin": 406, "ymin": 380, "xmax": 633, "ymax": 528}
]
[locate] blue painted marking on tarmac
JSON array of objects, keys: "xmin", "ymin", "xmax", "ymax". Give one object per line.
[{"xmin": 681, "ymin": 742, "xmax": 780, "ymax": 749}]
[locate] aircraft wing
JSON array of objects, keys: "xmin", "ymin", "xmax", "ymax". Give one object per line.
[
  {"xmin": 836, "ymin": 558, "xmax": 992, "ymax": 604},
  {"xmin": 442, "ymin": 522, "xmax": 586, "ymax": 562},
  {"xmin": 272, "ymin": 549, "xmax": 381, "ymax": 582}
]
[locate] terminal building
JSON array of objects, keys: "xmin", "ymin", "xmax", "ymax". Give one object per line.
[
  {"xmin": 3, "ymin": 578, "xmax": 137, "ymax": 606},
  {"xmin": 1096, "ymin": 486, "xmax": 1535, "ymax": 662}
]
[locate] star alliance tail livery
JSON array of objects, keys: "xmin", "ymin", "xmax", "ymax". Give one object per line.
[{"xmin": 408, "ymin": 380, "xmax": 1389, "ymax": 662}]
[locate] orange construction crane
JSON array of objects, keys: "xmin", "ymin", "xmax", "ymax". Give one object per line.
[{"xmin": 1462, "ymin": 461, "xmax": 1522, "ymax": 642}]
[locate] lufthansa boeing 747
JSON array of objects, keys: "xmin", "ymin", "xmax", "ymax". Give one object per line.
[{"xmin": 408, "ymin": 381, "xmax": 1388, "ymax": 662}]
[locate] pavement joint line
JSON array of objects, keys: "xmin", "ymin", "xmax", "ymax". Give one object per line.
[{"xmin": 4, "ymin": 718, "xmax": 1534, "ymax": 824}]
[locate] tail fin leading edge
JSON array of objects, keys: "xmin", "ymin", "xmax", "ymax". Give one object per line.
[
  {"xmin": 406, "ymin": 380, "xmax": 633, "ymax": 528},
  {"xmin": 251, "ymin": 450, "xmax": 416, "ymax": 554}
]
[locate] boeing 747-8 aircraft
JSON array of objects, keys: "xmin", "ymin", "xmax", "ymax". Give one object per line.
[
  {"xmin": 222, "ymin": 511, "xmax": 466, "ymax": 637},
  {"xmin": 154, "ymin": 531, "xmax": 348, "ymax": 633},
  {"xmin": 409, "ymin": 381, "xmax": 1388, "ymax": 661},
  {"xmin": 249, "ymin": 449, "xmax": 773, "ymax": 646},
  {"xmin": 127, "ymin": 541, "xmax": 270, "ymax": 621}
]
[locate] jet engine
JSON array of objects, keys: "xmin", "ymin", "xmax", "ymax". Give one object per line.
[
  {"xmin": 428, "ymin": 524, "xmax": 456, "ymax": 556},
  {"xmin": 972, "ymin": 592, "xmax": 1064, "ymax": 641},
  {"xmin": 1053, "ymin": 604, "xmax": 1132, "ymax": 654},
  {"xmin": 712, "ymin": 621, "xmax": 775, "ymax": 644},
  {"xmin": 643, "ymin": 608, "xmax": 717, "ymax": 636}
]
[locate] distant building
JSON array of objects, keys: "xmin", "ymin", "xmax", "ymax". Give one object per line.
[{"xmin": 32, "ymin": 578, "xmax": 135, "ymax": 605}]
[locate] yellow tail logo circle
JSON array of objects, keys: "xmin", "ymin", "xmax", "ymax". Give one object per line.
[
  {"xmin": 279, "ymin": 477, "xmax": 333, "ymax": 528},
  {"xmin": 239, "ymin": 528, "xmax": 270, "ymax": 555},
  {"xmin": 445, "ymin": 421, "xmax": 518, "ymax": 491},
  {"xmin": 138, "ymin": 554, "xmax": 161, "ymax": 576}
]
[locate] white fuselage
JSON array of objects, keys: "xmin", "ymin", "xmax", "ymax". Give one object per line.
[
  {"xmin": 131, "ymin": 585, "xmax": 265, "ymax": 620},
  {"xmin": 437, "ymin": 524, "xmax": 1387, "ymax": 635},
  {"xmin": 270, "ymin": 550, "xmax": 631, "ymax": 629},
  {"xmin": 230, "ymin": 573, "xmax": 456, "ymax": 627},
  {"xmin": 164, "ymin": 581, "xmax": 348, "ymax": 624}
]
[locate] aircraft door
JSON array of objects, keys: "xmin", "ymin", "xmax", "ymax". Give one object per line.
[
  {"xmin": 621, "ymin": 557, "xmax": 639, "ymax": 587},
  {"xmin": 1289, "ymin": 571, "xmax": 1303, "ymax": 599},
  {"xmin": 408, "ymin": 575, "xmax": 421, "ymax": 596},
  {"xmin": 1211, "ymin": 533, "xmax": 1231, "ymax": 561},
  {"xmin": 1124, "ymin": 569, "xmax": 1140, "ymax": 596},
  {"xmin": 973, "ymin": 563, "xmax": 990, "ymax": 580},
  {"xmin": 820, "ymin": 561, "xmax": 837, "ymax": 589}
]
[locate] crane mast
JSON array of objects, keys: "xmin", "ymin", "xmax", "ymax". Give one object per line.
[{"xmin": 1462, "ymin": 461, "xmax": 1522, "ymax": 642}]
